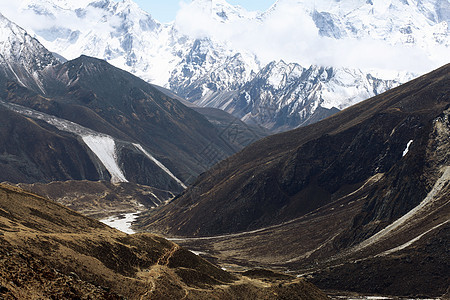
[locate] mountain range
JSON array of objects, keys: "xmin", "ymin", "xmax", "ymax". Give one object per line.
[
  {"xmin": 138, "ymin": 63, "xmax": 450, "ymax": 297},
  {"xmin": 4, "ymin": 0, "xmax": 448, "ymax": 131},
  {"xmin": 0, "ymin": 13, "xmax": 330, "ymax": 297},
  {"xmin": 0, "ymin": 12, "xmax": 266, "ymax": 201},
  {"xmin": 0, "ymin": 1, "xmax": 449, "ymax": 298}
]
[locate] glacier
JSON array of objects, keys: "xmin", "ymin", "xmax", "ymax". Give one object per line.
[
  {"xmin": 0, "ymin": 100, "xmax": 189, "ymax": 188},
  {"xmin": 82, "ymin": 135, "xmax": 128, "ymax": 184}
]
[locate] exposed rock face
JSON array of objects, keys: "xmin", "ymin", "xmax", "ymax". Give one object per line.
[{"xmin": 338, "ymin": 106, "xmax": 450, "ymax": 247}]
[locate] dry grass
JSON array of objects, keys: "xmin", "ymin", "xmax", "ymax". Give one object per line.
[{"xmin": 0, "ymin": 184, "xmax": 328, "ymax": 299}]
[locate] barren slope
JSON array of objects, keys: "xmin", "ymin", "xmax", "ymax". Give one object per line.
[
  {"xmin": 137, "ymin": 64, "xmax": 450, "ymax": 297},
  {"xmin": 0, "ymin": 183, "xmax": 327, "ymax": 299}
]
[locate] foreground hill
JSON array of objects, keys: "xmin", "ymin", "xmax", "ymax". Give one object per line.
[
  {"xmin": 0, "ymin": 183, "xmax": 327, "ymax": 299},
  {"xmin": 137, "ymin": 64, "xmax": 450, "ymax": 297}
]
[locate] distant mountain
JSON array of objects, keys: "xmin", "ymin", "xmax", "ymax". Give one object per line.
[
  {"xmin": 271, "ymin": 0, "xmax": 449, "ymax": 43},
  {"xmin": 0, "ymin": 14, "xmax": 257, "ymax": 194},
  {"xmin": 209, "ymin": 62, "xmax": 405, "ymax": 131},
  {"xmin": 0, "ymin": 12, "xmax": 59, "ymax": 93},
  {"xmin": 6, "ymin": 0, "xmax": 447, "ymax": 130},
  {"xmin": 137, "ymin": 64, "xmax": 450, "ymax": 297},
  {"xmin": 0, "ymin": 183, "xmax": 328, "ymax": 299}
]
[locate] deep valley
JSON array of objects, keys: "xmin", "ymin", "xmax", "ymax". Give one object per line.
[{"xmin": 0, "ymin": 0, "xmax": 448, "ymax": 299}]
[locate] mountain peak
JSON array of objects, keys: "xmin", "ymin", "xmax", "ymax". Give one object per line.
[
  {"xmin": 0, "ymin": 13, "xmax": 59, "ymax": 93},
  {"xmin": 0, "ymin": 12, "xmax": 57, "ymax": 67}
]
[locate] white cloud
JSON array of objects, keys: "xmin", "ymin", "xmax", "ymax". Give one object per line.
[
  {"xmin": 0, "ymin": 1, "xmax": 22, "ymax": 24},
  {"xmin": 0, "ymin": 0, "xmax": 121, "ymax": 39},
  {"xmin": 1, "ymin": 0, "xmax": 447, "ymax": 75},
  {"xmin": 174, "ymin": 0, "xmax": 448, "ymax": 74}
]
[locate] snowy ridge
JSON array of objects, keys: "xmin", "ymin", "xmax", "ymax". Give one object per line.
[
  {"xmin": 3, "ymin": 0, "xmax": 449, "ymax": 130},
  {"xmin": 0, "ymin": 13, "xmax": 58, "ymax": 93},
  {"xmin": 0, "ymin": 100, "xmax": 128, "ymax": 183},
  {"xmin": 215, "ymin": 63, "xmax": 409, "ymax": 131},
  {"xmin": 133, "ymin": 144, "xmax": 187, "ymax": 189}
]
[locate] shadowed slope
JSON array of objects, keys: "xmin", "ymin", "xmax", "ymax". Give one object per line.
[
  {"xmin": 138, "ymin": 64, "xmax": 450, "ymax": 237},
  {"xmin": 136, "ymin": 64, "xmax": 449, "ymax": 297}
]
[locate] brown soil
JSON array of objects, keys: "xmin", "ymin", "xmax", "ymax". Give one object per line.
[{"xmin": 0, "ymin": 183, "xmax": 328, "ymax": 299}]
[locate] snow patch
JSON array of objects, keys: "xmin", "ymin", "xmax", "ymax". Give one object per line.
[
  {"xmin": 82, "ymin": 135, "xmax": 128, "ymax": 183},
  {"xmin": 100, "ymin": 212, "xmax": 140, "ymax": 235},
  {"xmin": 402, "ymin": 140, "xmax": 413, "ymax": 157},
  {"xmin": 189, "ymin": 250, "xmax": 207, "ymax": 256},
  {"xmin": 0, "ymin": 100, "xmax": 128, "ymax": 183},
  {"xmin": 133, "ymin": 143, "xmax": 187, "ymax": 189}
]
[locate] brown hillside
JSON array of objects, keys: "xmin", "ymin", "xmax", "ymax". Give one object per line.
[{"xmin": 0, "ymin": 184, "xmax": 327, "ymax": 299}]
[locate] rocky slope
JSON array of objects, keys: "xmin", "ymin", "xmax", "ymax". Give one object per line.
[
  {"xmin": 137, "ymin": 64, "xmax": 449, "ymax": 297},
  {"xmin": 0, "ymin": 103, "xmax": 104, "ymax": 184},
  {"xmin": 5, "ymin": 0, "xmax": 447, "ymax": 130},
  {"xmin": 0, "ymin": 12, "xmax": 60, "ymax": 94},
  {"xmin": 0, "ymin": 183, "xmax": 328, "ymax": 299},
  {"xmin": 139, "ymin": 64, "xmax": 450, "ymax": 236},
  {"xmin": 0, "ymin": 14, "xmax": 259, "ymax": 193}
]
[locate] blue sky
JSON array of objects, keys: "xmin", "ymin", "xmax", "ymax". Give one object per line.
[{"xmin": 133, "ymin": 0, "xmax": 276, "ymax": 23}]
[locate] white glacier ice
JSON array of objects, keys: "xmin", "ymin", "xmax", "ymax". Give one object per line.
[
  {"xmin": 0, "ymin": 100, "xmax": 128, "ymax": 183},
  {"xmin": 82, "ymin": 135, "xmax": 128, "ymax": 183},
  {"xmin": 133, "ymin": 143, "xmax": 187, "ymax": 189}
]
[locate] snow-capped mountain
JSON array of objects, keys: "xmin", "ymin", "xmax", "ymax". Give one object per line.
[
  {"xmin": 0, "ymin": 12, "xmax": 59, "ymax": 94},
  {"xmin": 281, "ymin": 0, "xmax": 449, "ymax": 45},
  {"xmin": 216, "ymin": 62, "xmax": 407, "ymax": 131},
  {"xmin": 3, "ymin": 0, "xmax": 448, "ymax": 131},
  {"xmin": 0, "ymin": 14, "xmax": 255, "ymax": 194},
  {"xmin": 12, "ymin": 0, "xmax": 261, "ymax": 88}
]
